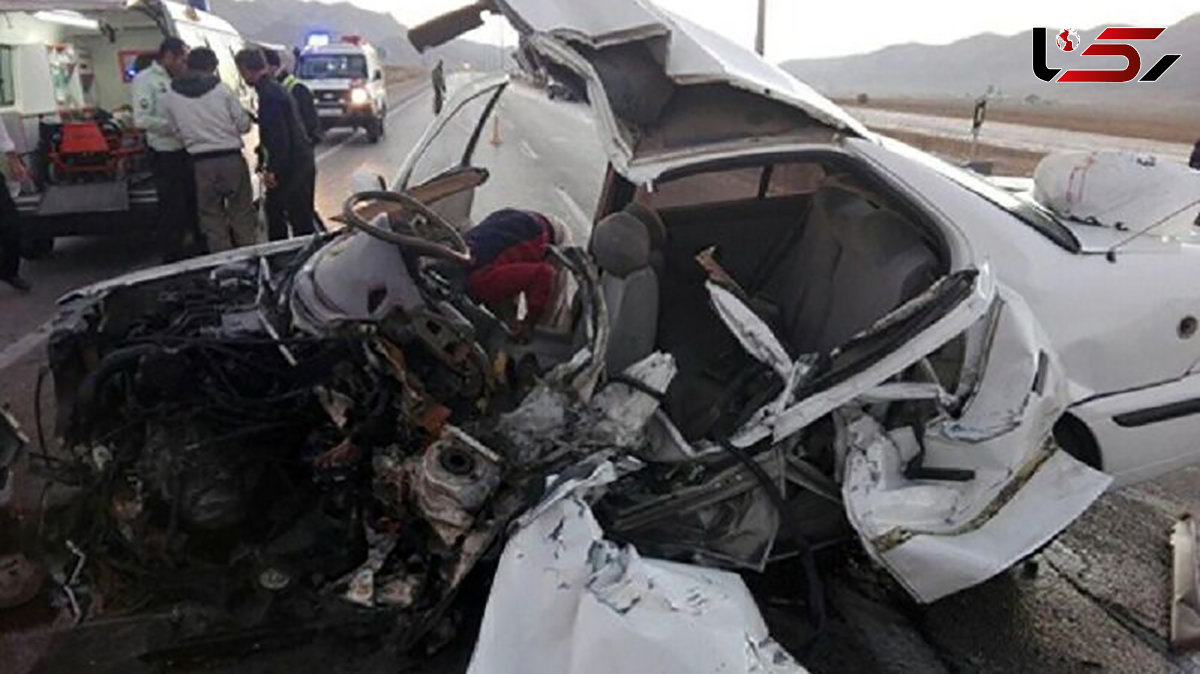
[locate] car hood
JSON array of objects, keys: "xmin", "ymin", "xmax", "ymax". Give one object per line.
[{"xmin": 410, "ymin": 0, "xmax": 867, "ymax": 181}]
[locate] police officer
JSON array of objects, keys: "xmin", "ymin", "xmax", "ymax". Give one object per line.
[
  {"xmin": 261, "ymin": 49, "xmax": 321, "ymax": 242},
  {"xmin": 235, "ymin": 48, "xmax": 316, "ymax": 242},
  {"xmin": 264, "ymin": 49, "xmax": 321, "ymax": 147},
  {"xmin": 133, "ymin": 37, "xmax": 197, "ymax": 262}
]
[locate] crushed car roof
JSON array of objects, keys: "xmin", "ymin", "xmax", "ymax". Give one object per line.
[
  {"xmin": 411, "ymin": 1, "xmax": 870, "ymax": 180},
  {"xmin": 497, "ymin": 0, "xmax": 865, "ymax": 134}
]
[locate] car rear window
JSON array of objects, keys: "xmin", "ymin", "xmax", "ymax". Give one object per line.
[{"xmin": 647, "ymin": 161, "xmax": 828, "ymax": 210}]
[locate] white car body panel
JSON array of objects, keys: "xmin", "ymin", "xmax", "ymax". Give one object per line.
[
  {"xmin": 468, "ymin": 460, "xmax": 807, "ymax": 674},
  {"xmin": 1071, "ymin": 372, "xmax": 1200, "ymax": 486},
  {"xmin": 491, "ymin": 0, "xmax": 866, "ymax": 181},
  {"xmin": 848, "ymin": 444, "xmax": 1110, "ymax": 603},
  {"xmin": 1034, "ymin": 151, "xmax": 1200, "ymax": 241},
  {"xmin": 695, "ymin": 230, "xmax": 1106, "ymax": 600},
  {"xmin": 853, "ymin": 137, "xmax": 1200, "ymax": 401},
  {"xmin": 843, "ymin": 290, "xmax": 1111, "ymax": 601},
  {"xmin": 497, "ymin": 0, "xmax": 866, "ymax": 134}
]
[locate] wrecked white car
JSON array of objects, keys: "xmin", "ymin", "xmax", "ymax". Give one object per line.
[{"xmin": 9, "ymin": 0, "xmax": 1200, "ymax": 669}]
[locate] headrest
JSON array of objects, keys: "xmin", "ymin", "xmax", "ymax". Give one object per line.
[
  {"xmin": 812, "ymin": 185, "xmax": 867, "ymax": 213},
  {"xmin": 845, "ymin": 209, "xmax": 924, "ymax": 256},
  {"xmin": 592, "ymin": 212, "xmax": 651, "ymax": 278},
  {"xmin": 623, "ymin": 202, "xmax": 667, "ymax": 249}
]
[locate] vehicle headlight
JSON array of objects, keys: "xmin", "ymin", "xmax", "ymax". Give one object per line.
[{"xmin": 349, "ymin": 87, "xmax": 370, "ymax": 106}]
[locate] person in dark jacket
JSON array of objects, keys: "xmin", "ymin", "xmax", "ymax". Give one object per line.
[
  {"xmin": 264, "ymin": 49, "xmax": 321, "ymax": 146},
  {"xmin": 465, "ymin": 209, "xmax": 566, "ymax": 335},
  {"xmin": 1190, "ymin": 140, "xmax": 1200, "ymax": 170},
  {"xmin": 234, "ymin": 48, "xmax": 316, "ymax": 241}
]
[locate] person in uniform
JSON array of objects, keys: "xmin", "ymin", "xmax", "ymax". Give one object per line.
[
  {"xmin": 0, "ymin": 118, "xmax": 29, "ymax": 292},
  {"xmin": 132, "ymin": 37, "xmax": 196, "ymax": 262},
  {"xmin": 263, "ymin": 48, "xmax": 322, "ymax": 241},
  {"xmin": 235, "ymin": 48, "xmax": 316, "ymax": 242},
  {"xmin": 264, "ymin": 49, "xmax": 321, "ymax": 147}
]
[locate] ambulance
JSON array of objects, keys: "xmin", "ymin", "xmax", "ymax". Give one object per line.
[{"xmin": 297, "ymin": 35, "xmax": 388, "ymax": 143}]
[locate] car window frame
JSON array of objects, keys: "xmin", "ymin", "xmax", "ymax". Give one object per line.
[{"xmin": 400, "ymin": 80, "xmax": 509, "ymax": 191}]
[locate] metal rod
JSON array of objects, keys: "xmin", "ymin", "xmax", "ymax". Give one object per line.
[{"xmin": 755, "ymin": 0, "xmax": 767, "ymax": 56}]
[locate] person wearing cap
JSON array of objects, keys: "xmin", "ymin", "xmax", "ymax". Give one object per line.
[
  {"xmin": 464, "ymin": 209, "xmax": 568, "ymax": 335},
  {"xmin": 132, "ymin": 37, "xmax": 197, "ymax": 262},
  {"xmin": 0, "ymin": 119, "xmax": 29, "ymax": 292}
]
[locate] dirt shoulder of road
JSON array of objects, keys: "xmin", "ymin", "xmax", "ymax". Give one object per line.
[
  {"xmin": 881, "ymin": 129, "xmax": 1045, "ymax": 177},
  {"xmin": 837, "ymin": 96, "xmax": 1198, "ymax": 147},
  {"xmin": 385, "ymin": 65, "xmax": 424, "ymax": 82}
]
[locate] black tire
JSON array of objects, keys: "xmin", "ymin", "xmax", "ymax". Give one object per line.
[
  {"xmin": 366, "ymin": 118, "xmax": 382, "ymax": 144},
  {"xmin": 21, "ymin": 234, "xmax": 54, "ymax": 260}
]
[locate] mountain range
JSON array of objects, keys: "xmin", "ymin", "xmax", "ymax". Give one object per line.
[
  {"xmin": 781, "ymin": 14, "xmax": 1200, "ymax": 102},
  {"xmin": 209, "ymin": 1, "xmax": 1200, "ymax": 105},
  {"xmin": 208, "ymin": 0, "xmax": 507, "ymax": 69}
]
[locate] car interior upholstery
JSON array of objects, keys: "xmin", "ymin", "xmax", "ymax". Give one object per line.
[
  {"xmin": 630, "ymin": 166, "xmax": 946, "ymax": 443},
  {"xmin": 592, "ymin": 211, "xmax": 661, "ymax": 375}
]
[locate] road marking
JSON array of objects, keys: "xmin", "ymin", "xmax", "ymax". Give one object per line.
[
  {"xmin": 519, "ymin": 140, "xmax": 539, "ymax": 160},
  {"xmin": 314, "ymin": 86, "xmax": 429, "ymax": 165},
  {"xmin": 0, "ymin": 321, "xmax": 53, "ymax": 373}
]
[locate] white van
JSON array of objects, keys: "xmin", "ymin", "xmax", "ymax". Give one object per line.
[
  {"xmin": 297, "ymin": 36, "xmax": 387, "ymax": 143},
  {"xmin": 0, "ymin": 0, "xmax": 260, "ymax": 257}
]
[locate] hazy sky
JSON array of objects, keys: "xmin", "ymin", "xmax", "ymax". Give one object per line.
[{"xmin": 315, "ymin": 0, "xmax": 1200, "ymax": 61}]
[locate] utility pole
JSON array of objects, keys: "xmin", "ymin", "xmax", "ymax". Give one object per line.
[{"xmin": 755, "ymin": 0, "xmax": 767, "ymax": 56}]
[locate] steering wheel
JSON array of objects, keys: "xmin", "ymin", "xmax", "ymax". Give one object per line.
[{"xmin": 341, "ymin": 190, "xmax": 473, "ymax": 266}]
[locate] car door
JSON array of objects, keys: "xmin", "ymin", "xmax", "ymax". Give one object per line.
[{"xmin": 397, "ymin": 75, "xmax": 508, "ymax": 231}]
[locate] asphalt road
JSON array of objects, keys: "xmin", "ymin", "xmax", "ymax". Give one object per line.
[
  {"xmin": 850, "ymin": 105, "xmax": 1195, "ymax": 165},
  {"xmin": 4, "ymin": 77, "xmax": 1200, "ymax": 673}
]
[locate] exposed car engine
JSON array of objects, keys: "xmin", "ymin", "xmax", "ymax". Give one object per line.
[{"xmin": 33, "ymin": 193, "xmax": 608, "ymax": 656}]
